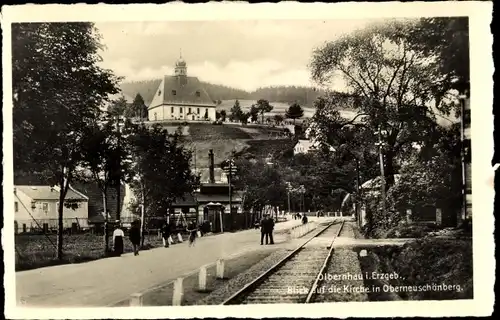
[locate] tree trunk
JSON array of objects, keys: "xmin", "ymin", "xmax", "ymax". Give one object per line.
[
  {"xmin": 57, "ymin": 171, "xmax": 70, "ymax": 260},
  {"xmin": 57, "ymin": 180, "xmax": 65, "ymax": 260}
]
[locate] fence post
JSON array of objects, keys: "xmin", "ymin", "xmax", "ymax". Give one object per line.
[
  {"xmin": 216, "ymin": 259, "xmax": 225, "ymax": 279},
  {"xmin": 172, "ymin": 277, "xmax": 184, "ymax": 306},
  {"xmin": 406, "ymin": 209, "xmax": 412, "ymax": 224},
  {"xmin": 129, "ymin": 293, "xmax": 143, "ymax": 306},
  {"xmin": 198, "ymin": 265, "xmax": 207, "ymax": 291},
  {"xmin": 436, "ymin": 208, "xmax": 442, "ymax": 226}
]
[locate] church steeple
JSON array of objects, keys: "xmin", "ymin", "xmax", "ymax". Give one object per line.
[{"xmin": 175, "ymin": 49, "xmax": 187, "ymax": 77}]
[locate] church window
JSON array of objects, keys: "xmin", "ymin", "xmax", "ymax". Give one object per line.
[
  {"xmin": 171, "ymin": 107, "xmax": 174, "ymax": 113},
  {"xmin": 196, "ymin": 91, "xmax": 201, "ymax": 97},
  {"xmin": 197, "ymin": 108, "xmax": 200, "ymax": 114},
  {"xmin": 172, "ymin": 90, "xmax": 177, "ymax": 96},
  {"xmin": 180, "ymin": 107, "xmax": 183, "ymax": 113},
  {"xmin": 188, "ymin": 107, "xmax": 192, "ymax": 113},
  {"xmin": 158, "ymin": 90, "xmax": 161, "ymax": 96}
]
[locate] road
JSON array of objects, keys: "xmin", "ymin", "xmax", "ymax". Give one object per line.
[{"xmin": 16, "ymin": 218, "xmax": 311, "ymax": 307}]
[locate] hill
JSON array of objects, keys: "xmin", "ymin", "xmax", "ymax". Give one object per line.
[{"xmin": 148, "ymin": 122, "xmax": 293, "ymax": 170}]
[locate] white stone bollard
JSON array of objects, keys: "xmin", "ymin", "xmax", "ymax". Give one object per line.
[
  {"xmin": 129, "ymin": 293, "xmax": 143, "ymax": 306},
  {"xmin": 359, "ymin": 249, "xmax": 368, "ymax": 257},
  {"xmin": 172, "ymin": 277, "xmax": 184, "ymax": 306},
  {"xmin": 216, "ymin": 259, "xmax": 225, "ymax": 279},
  {"xmin": 177, "ymin": 233, "xmax": 183, "ymax": 243},
  {"xmin": 286, "ymin": 230, "xmax": 292, "ymax": 241},
  {"xmin": 198, "ymin": 265, "xmax": 207, "ymax": 291}
]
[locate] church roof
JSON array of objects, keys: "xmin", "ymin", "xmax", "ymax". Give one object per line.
[{"xmin": 149, "ymin": 75, "xmax": 215, "ymax": 109}]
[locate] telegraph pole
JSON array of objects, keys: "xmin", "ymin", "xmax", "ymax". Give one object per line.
[
  {"xmin": 116, "ymin": 115, "xmax": 123, "ymax": 222},
  {"xmin": 375, "ymin": 126, "xmax": 386, "ymax": 214}
]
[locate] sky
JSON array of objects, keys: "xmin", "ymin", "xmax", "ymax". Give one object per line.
[{"xmin": 94, "ymin": 19, "xmax": 379, "ymax": 92}]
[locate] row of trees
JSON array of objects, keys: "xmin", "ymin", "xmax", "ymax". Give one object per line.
[
  {"xmin": 307, "ymin": 17, "xmax": 468, "ymax": 234},
  {"xmin": 229, "ymin": 99, "xmax": 305, "ymax": 124},
  {"xmin": 12, "ymin": 22, "xmax": 199, "ymax": 259},
  {"xmin": 108, "ymin": 94, "xmax": 148, "ymax": 119}
]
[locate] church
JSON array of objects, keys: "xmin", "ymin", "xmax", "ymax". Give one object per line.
[{"xmin": 148, "ymin": 55, "xmax": 217, "ymax": 122}]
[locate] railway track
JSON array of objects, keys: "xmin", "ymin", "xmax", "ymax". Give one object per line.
[{"xmin": 222, "ymin": 220, "xmax": 345, "ymax": 305}]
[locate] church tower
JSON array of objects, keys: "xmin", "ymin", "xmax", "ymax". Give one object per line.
[{"xmin": 175, "ymin": 49, "xmax": 188, "ymax": 85}]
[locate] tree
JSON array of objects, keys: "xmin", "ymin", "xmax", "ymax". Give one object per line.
[
  {"xmin": 129, "ymin": 93, "xmax": 147, "ymax": 119},
  {"xmin": 249, "ymin": 105, "xmax": 259, "ymax": 123},
  {"xmin": 285, "ymin": 102, "xmax": 304, "ymax": 124},
  {"xmin": 108, "ymin": 96, "xmax": 128, "ymax": 117},
  {"xmin": 215, "ymin": 111, "xmax": 221, "ymax": 121},
  {"xmin": 12, "ymin": 22, "xmax": 120, "ymax": 260},
  {"xmin": 309, "ymin": 20, "xmax": 459, "ymax": 189},
  {"xmin": 230, "ymin": 99, "xmax": 243, "ymax": 122},
  {"xmin": 406, "ymin": 17, "xmax": 469, "ymax": 97},
  {"xmin": 80, "ymin": 117, "xmax": 136, "ymax": 254},
  {"xmin": 220, "ymin": 110, "xmax": 227, "ymax": 122},
  {"xmin": 129, "ymin": 124, "xmax": 200, "ymax": 233},
  {"xmin": 274, "ymin": 114, "xmax": 284, "ymax": 125},
  {"xmin": 256, "ymin": 99, "xmax": 274, "ymax": 123},
  {"xmin": 240, "ymin": 112, "xmax": 250, "ymax": 125}
]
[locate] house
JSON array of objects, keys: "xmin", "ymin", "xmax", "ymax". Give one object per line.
[
  {"xmin": 14, "ymin": 185, "xmax": 89, "ymax": 233},
  {"xmin": 148, "ymin": 54, "xmax": 217, "ymax": 122},
  {"xmin": 293, "ymin": 139, "xmax": 314, "ymax": 155},
  {"xmin": 71, "ymin": 181, "xmax": 127, "ymax": 226}
]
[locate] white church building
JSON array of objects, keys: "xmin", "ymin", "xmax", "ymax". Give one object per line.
[{"xmin": 148, "ymin": 55, "xmax": 217, "ymax": 122}]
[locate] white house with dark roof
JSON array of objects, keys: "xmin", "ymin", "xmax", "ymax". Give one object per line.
[
  {"xmin": 14, "ymin": 185, "xmax": 89, "ymax": 232},
  {"xmin": 148, "ymin": 55, "xmax": 217, "ymax": 122}
]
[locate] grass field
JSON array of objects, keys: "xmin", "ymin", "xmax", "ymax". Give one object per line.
[{"xmin": 15, "ymin": 233, "xmax": 187, "ymax": 271}]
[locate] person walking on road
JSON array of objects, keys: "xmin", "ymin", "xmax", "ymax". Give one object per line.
[
  {"xmin": 129, "ymin": 220, "xmax": 141, "ymax": 256},
  {"xmin": 112, "ymin": 220, "xmax": 124, "ymax": 257},
  {"xmin": 186, "ymin": 221, "xmax": 198, "ymax": 247},
  {"xmin": 302, "ymin": 214, "xmax": 308, "ymax": 225},
  {"xmin": 161, "ymin": 221, "xmax": 171, "ymax": 248}
]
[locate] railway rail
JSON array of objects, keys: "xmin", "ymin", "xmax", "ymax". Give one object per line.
[{"xmin": 221, "ymin": 220, "xmax": 345, "ymax": 305}]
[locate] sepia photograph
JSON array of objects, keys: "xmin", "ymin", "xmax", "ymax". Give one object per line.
[{"xmin": 2, "ymin": 2, "xmax": 494, "ymax": 319}]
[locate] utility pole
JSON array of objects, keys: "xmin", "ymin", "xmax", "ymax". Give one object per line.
[
  {"xmin": 375, "ymin": 126, "xmax": 386, "ymax": 215},
  {"xmin": 354, "ymin": 158, "xmax": 360, "ymax": 221},
  {"xmin": 116, "ymin": 115, "xmax": 123, "ymax": 222}
]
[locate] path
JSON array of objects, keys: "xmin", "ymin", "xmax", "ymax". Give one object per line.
[{"xmin": 16, "ymin": 218, "xmax": 323, "ymax": 307}]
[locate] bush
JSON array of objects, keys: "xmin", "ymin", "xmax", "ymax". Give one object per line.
[{"xmin": 367, "ymin": 239, "xmax": 473, "ymax": 300}]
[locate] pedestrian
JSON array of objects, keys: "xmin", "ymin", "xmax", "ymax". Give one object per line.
[
  {"xmin": 302, "ymin": 214, "xmax": 308, "ymax": 225},
  {"xmin": 268, "ymin": 216, "xmax": 275, "ymax": 245},
  {"xmin": 260, "ymin": 214, "xmax": 269, "ymax": 245},
  {"xmin": 112, "ymin": 220, "xmax": 124, "ymax": 257},
  {"xmin": 186, "ymin": 221, "xmax": 198, "ymax": 247},
  {"xmin": 161, "ymin": 221, "xmax": 171, "ymax": 248},
  {"xmin": 129, "ymin": 220, "xmax": 141, "ymax": 256}
]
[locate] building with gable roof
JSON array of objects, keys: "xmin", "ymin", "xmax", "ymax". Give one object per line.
[{"xmin": 148, "ymin": 54, "xmax": 217, "ymax": 122}]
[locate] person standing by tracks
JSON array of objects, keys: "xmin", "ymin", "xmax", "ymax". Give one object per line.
[
  {"xmin": 268, "ymin": 215, "xmax": 275, "ymax": 245},
  {"xmin": 129, "ymin": 220, "xmax": 141, "ymax": 256},
  {"xmin": 260, "ymin": 214, "xmax": 270, "ymax": 245}
]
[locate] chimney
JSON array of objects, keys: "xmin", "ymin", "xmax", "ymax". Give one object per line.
[{"xmin": 209, "ymin": 149, "xmax": 215, "ymax": 184}]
